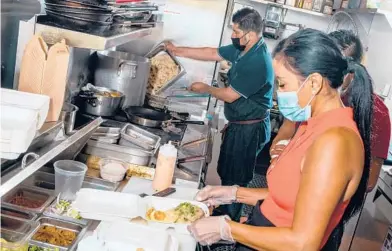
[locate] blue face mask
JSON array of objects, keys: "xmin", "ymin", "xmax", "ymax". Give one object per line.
[{"xmin": 277, "ymin": 76, "xmax": 315, "ymax": 122}]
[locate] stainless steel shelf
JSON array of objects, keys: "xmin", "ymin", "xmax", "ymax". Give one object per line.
[
  {"xmin": 34, "ymin": 16, "xmax": 153, "ymax": 50},
  {"xmin": 250, "ymin": 0, "xmax": 332, "ymax": 17}
]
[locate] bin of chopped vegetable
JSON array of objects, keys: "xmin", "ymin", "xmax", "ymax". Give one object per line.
[
  {"xmin": 48, "ymin": 199, "xmax": 81, "ymax": 220},
  {"xmin": 28, "ymin": 246, "xmax": 59, "ymax": 251}
]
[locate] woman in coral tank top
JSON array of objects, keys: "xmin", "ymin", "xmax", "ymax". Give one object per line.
[{"xmin": 187, "ymin": 29, "xmax": 374, "ymax": 251}]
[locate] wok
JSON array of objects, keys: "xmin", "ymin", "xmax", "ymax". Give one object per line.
[{"xmin": 122, "ymin": 106, "xmax": 204, "ymax": 128}]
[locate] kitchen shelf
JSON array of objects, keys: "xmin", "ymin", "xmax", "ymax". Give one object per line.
[
  {"xmin": 250, "ymin": 0, "xmax": 332, "ymax": 17},
  {"xmin": 34, "ymin": 15, "xmax": 153, "ymax": 50}
]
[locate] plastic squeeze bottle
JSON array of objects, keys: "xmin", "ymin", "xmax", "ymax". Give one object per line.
[{"xmin": 152, "ymin": 141, "xmax": 178, "ymax": 191}]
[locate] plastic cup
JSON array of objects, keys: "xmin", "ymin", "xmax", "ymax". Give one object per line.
[{"xmin": 54, "ymin": 160, "xmax": 87, "ymax": 201}]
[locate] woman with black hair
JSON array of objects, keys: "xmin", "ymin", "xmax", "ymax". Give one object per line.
[{"xmin": 187, "ymin": 28, "xmax": 374, "ymax": 251}]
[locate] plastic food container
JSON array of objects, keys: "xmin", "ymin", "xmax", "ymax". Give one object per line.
[
  {"xmin": 1, "ymin": 186, "xmax": 55, "ymax": 214},
  {"xmin": 99, "ymin": 158, "xmax": 127, "ymax": 182},
  {"xmin": 0, "ymin": 214, "xmax": 39, "ymax": 251},
  {"xmin": 54, "ymin": 160, "xmax": 87, "ymax": 201}
]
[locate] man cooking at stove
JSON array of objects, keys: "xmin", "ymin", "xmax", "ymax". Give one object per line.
[{"xmin": 166, "ymin": 8, "xmax": 274, "ymax": 221}]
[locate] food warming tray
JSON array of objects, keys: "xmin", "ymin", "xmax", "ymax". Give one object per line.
[
  {"xmin": 120, "ymin": 123, "xmax": 161, "ymax": 151},
  {"xmin": 1, "ymin": 206, "xmax": 38, "ymax": 221},
  {"xmin": 29, "ymin": 216, "xmax": 88, "ymax": 251},
  {"xmin": 145, "ymin": 45, "xmax": 186, "ymax": 95},
  {"xmin": 1, "ymin": 215, "xmax": 39, "ymax": 250},
  {"xmin": 83, "ymin": 139, "xmax": 153, "ymax": 166},
  {"xmin": 2, "ymin": 186, "xmax": 55, "ymax": 214},
  {"xmin": 43, "ymin": 199, "xmax": 90, "ymax": 226}
]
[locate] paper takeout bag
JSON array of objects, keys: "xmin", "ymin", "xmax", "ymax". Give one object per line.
[{"xmin": 18, "ymin": 35, "xmax": 70, "ymax": 122}]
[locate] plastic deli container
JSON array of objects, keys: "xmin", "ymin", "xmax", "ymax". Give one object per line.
[{"xmin": 54, "ymin": 160, "xmax": 87, "ymax": 201}]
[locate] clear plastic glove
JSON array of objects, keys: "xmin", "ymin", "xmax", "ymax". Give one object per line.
[
  {"xmin": 188, "ymin": 215, "xmax": 234, "ymax": 246},
  {"xmin": 195, "ymin": 185, "xmax": 238, "ymax": 207}
]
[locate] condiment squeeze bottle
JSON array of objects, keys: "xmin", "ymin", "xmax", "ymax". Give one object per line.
[{"xmin": 152, "ymin": 141, "xmax": 177, "ymax": 191}]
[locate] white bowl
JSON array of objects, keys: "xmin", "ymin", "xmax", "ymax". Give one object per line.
[{"xmin": 100, "ymin": 171, "xmax": 125, "ymax": 182}]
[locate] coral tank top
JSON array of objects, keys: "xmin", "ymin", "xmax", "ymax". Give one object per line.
[{"xmin": 261, "ymin": 107, "xmax": 362, "ymax": 248}]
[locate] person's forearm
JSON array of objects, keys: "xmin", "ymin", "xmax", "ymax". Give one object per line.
[
  {"xmin": 201, "ymin": 85, "xmax": 239, "ymax": 103},
  {"xmin": 229, "ymin": 222, "xmax": 304, "ymax": 251},
  {"xmin": 271, "ymin": 119, "xmax": 296, "ymax": 147},
  {"xmin": 367, "ymin": 157, "xmax": 384, "ymax": 192},
  {"xmin": 175, "ymin": 47, "xmax": 221, "ymax": 61},
  {"xmin": 236, "ymin": 187, "xmax": 269, "ymax": 206}
]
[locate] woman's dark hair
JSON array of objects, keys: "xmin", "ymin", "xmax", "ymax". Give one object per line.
[
  {"xmin": 273, "ymin": 29, "xmax": 373, "ymax": 225},
  {"xmin": 329, "ymin": 30, "xmax": 363, "ymax": 63},
  {"xmin": 232, "ymin": 8, "xmax": 262, "ymax": 34}
]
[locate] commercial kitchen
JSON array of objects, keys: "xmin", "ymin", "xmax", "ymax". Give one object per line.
[{"xmin": 1, "ymin": 0, "xmax": 392, "ymax": 250}]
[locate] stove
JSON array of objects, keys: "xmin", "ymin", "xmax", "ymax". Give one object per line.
[{"xmin": 75, "ymin": 111, "xmax": 188, "ymax": 144}]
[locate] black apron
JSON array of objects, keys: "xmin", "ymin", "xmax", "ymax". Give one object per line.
[{"xmin": 234, "ymin": 200, "xmax": 275, "ymax": 251}]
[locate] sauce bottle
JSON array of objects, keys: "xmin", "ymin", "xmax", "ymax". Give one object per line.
[{"xmin": 152, "ymin": 141, "xmax": 177, "ymax": 191}]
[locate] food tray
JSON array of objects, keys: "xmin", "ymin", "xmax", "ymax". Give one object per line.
[
  {"xmin": 90, "ymin": 136, "xmax": 119, "ymax": 144},
  {"xmin": 29, "ymin": 217, "xmax": 88, "ymax": 251},
  {"xmin": 145, "ymin": 46, "xmax": 186, "ymax": 95},
  {"xmin": 1, "ymin": 215, "xmax": 39, "ymax": 251},
  {"xmin": 92, "ymin": 127, "xmax": 121, "ymax": 138},
  {"xmin": 1, "ymin": 206, "xmax": 38, "ymax": 221},
  {"xmin": 120, "ymin": 123, "xmax": 161, "ymax": 151},
  {"xmin": 43, "ymin": 199, "xmax": 90, "ymax": 226},
  {"xmin": 83, "ymin": 176, "xmax": 119, "ymax": 191},
  {"xmin": 126, "ymin": 164, "xmax": 155, "ymax": 180},
  {"xmin": 83, "ymin": 139, "xmax": 154, "ymax": 166},
  {"xmin": 2, "ymin": 186, "xmax": 55, "ymax": 214}
]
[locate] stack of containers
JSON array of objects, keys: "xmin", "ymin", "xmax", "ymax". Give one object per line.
[{"xmin": 0, "ymin": 88, "xmax": 50, "ymax": 159}]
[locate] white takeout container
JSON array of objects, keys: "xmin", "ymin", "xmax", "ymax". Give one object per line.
[
  {"xmin": 0, "ymin": 88, "xmax": 50, "ymax": 129},
  {"xmin": 72, "ymin": 188, "xmax": 209, "ymax": 235}
]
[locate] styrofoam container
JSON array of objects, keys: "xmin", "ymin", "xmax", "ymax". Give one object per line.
[
  {"xmin": 0, "ymin": 105, "xmax": 38, "ymax": 154},
  {"xmin": 0, "ymin": 151, "xmax": 22, "ymax": 160},
  {"xmin": 72, "ymin": 189, "xmax": 209, "ymax": 235},
  {"xmin": 0, "ymin": 88, "xmax": 50, "ymax": 129},
  {"xmin": 73, "ymin": 189, "xmax": 141, "ymax": 220},
  {"xmin": 98, "ymin": 221, "xmax": 179, "ymax": 251}
]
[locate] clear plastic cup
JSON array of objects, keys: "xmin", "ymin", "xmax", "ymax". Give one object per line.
[{"xmin": 54, "ymin": 160, "xmax": 87, "ymax": 201}]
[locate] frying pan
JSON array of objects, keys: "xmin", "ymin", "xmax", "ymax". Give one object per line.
[
  {"xmin": 45, "ymin": 0, "xmax": 109, "ymax": 9},
  {"xmin": 45, "ymin": 3, "xmax": 112, "ymax": 13},
  {"xmin": 122, "ymin": 106, "xmax": 205, "ymax": 128},
  {"xmin": 45, "ymin": 8, "xmax": 113, "ymax": 22}
]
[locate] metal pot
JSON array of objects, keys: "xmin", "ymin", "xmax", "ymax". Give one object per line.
[
  {"xmin": 60, "ymin": 103, "xmax": 79, "ymax": 134},
  {"xmin": 79, "ymin": 87, "xmax": 124, "ymax": 117},
  {"xmin": 95, "ymin": 51, "xmax": 151, "ymax": 108}
]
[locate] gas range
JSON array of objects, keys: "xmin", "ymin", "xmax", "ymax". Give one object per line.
[{"xmin": 75, "ymin": 112, "xmax": 188, "ymax": 144}]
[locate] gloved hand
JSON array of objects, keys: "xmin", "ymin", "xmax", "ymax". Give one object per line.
[
  {"xmin": 195, "ymin": 185, "xmax": 238, "ymax": 207},
  {"xmin": 270, "ymin": 139, "xmax": 290, "ymax": 161},
  {"xmin": 188, "ymin": 215, "xmax": 234, "ymax": 246}
]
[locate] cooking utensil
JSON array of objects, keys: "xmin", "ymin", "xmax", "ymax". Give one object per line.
[
  {"xmin": 78, "ymin": 86, "xmax": 124, "ymax": 117},
  {"xmin": 122, "ymin": 106, "xmax": 204, "ymax": 128},
  {"xmin": 59, "ymin": 103, "xmax": 79, "ymax": 135},
  {"xmin": 113, "ymin": 10, "xmax": 152, "ymax": 23},
  {"xmin": 181, "ymin": 137, "xmax": 208, "ymax": 149},
  {"xmin": 45, "ymin": 7, "xmax": 113, "ymax": 22},
  {"xmin": 176, "ymin": 155, "xmax": 206, "ymax": 177},
  {"xmin": 95, "ymin": 51, "xmax": 150, "ymax": 108}
]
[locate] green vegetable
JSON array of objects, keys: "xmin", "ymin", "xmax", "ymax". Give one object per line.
[{"xmin": 28, "ymin": 245, "xmax": 59, "ymax": 251}]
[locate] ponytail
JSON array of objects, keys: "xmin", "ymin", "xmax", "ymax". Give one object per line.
[{"xmin": 341, "ymin": 60, "xmax": 374, "ymax": 223}]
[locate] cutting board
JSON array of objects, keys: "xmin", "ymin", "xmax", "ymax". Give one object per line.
[{"xmin": 18, "ymin": 36, "xmax": 70, "ymax": 122}]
